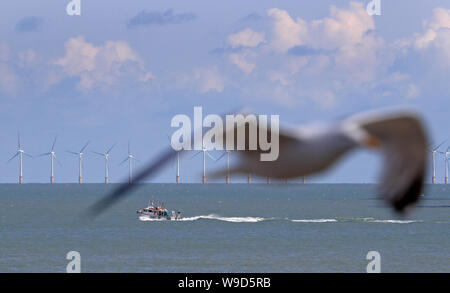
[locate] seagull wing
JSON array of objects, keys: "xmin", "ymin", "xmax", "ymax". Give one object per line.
[{"xmin": 345, "ymin": 109, "xmax": 428, "ymax": 212}]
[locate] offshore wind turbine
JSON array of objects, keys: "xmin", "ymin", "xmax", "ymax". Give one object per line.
[
  {"xmin": 67, "ymin": 141, "xmax": 90, "ymax": 184},
  {"xmin": 119, "ymin": 141, "xmax": 139, "ymax": 184},
  {"xmin": 192, "ymin": 143, "xmax": 216, "ymax": 184},
  {"xmin": 217, "ymin": 150, "xmax": 231, "ymax": 183},
  {"xmin": 429, "ymin": 140, "xmax": 446, "ymax": 184},
  {"xmin": 168, "ymin": 136, "xmax": 182, "ymax": 184},
  {"xmin": 175, "ymin": 150, "xmax": 181, "ymax": 183},
  {"xmin": 7, "ymin": 133, "xmax": 32, "ymax": 184},
  {"xmin": 37, "ymin": 136, "xmax": 60, "ymax": 183},
  {"xmin": 92, "ymin": 143, "xmax": 116, "ymax": 184},
  {"xmin": 438, "ymin": 147, "xmax": 450, "ymax": 184}
]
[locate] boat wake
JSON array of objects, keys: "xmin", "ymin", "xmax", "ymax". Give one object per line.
[
  {"xmin": 139, "ymin": 214, "xmax": 265, "ymax": 222},
  {"xmin": 139, "ymin": 215, "xmax": 422, "ymax": 224},
  {"xmin": 291, "ymin": 219, "xmax": 337, "ymax": 223}
]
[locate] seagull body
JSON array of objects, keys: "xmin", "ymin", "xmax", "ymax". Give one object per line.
[
  {"xmin": 221, "ymin": 109, "xmax": 427, "ymax": 212},
  {"xmin": 89, "ymin": 108, "xmax": 428, "ymax": 216}
]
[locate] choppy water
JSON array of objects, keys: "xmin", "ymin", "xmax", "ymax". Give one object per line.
[{"xmin": 0, "ymin": 184, "xmax": 448, "ymax": 272}]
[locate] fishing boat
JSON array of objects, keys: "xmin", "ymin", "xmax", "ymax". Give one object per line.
[{"xmin": 137, "ymin": 202, "xmax": 182, "ymax": 220}]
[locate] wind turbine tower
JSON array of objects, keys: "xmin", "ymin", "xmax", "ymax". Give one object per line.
[
  {"xmin": 8, "ymin": 133, "xmax": 32, "ymax": 184},
  {"xmin": 430, "ymin": 140, "xmax": 446, "ymax": 184},
  {"xmin": 176, "ymin": 151, "xmax": 180, "ymax": 184},
  {"xmin": 120, "ymin": 141, "xmax": 139, "ymax": 184},
  {"xmin": 192, "ymin": 144, "xmax": 215, "ymax": 184},
  {"xmin": 67, "ymin": 141, "xmax": 90, "ymax": 184},
  {"xmin": 93, "ymin": 143, "xmax": 116, "ymax": 184},
  {"xmin": 440, "ymin": 147, "xmax": 450, "ymax": 184},
  {"xmin": 217, "ymin": 151, "xmax": 231, "ymax": 183},
  {"xmin": 37, "ymin": 136, "xmax": 59, "ymax": 183},
  {"xmin": 169, "ymin": 136, "xmax": 182, "ymax": 184}
]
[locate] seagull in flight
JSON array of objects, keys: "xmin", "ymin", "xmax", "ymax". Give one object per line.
[{"xmin": 88, "ymin": 108, "xmax": 428, "ymax": 216}]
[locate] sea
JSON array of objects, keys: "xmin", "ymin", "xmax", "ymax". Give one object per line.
[{"xmin": 0, "ymin": 184, "xmax": 448, "ymax": 272}]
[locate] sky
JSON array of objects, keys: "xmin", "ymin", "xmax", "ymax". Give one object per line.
[{"xmin": 0, "ymin": 0, "xmax": 450, "ymax": 183}]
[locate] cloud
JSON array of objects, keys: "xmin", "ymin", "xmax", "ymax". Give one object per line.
[
  {"xmin": 0, "ymin": 43, "xmax": 18, "ymax": 94},
  {"xmin": 406, "ymin": 83, "xmax": 420, "ymax": 99},
  {"xmin": 287, "ymin": 45, "xmax": 329, "ymax": 56},
  {"xmin": 53, "ymin": 36, "xmax": 154, "ymax": 89},
  {"xmin": 14, "ymin": 16, "xmax": 44, "ymax": 32},
  {"xmin": 221, "ymin": 2, "xmax": 387, "ymax": 107},
  {"xmin": 412, "ymin": 8, "xmax": 450, "ymax": 65},
  {"xmin": 308, "ymin": 2, "xmax": 375, "ymax": 50},
  {"xmin": 128, "ymin": 9, "xmax": 196, "ymax": 28},
  {"xmin": 227, "ymin": 28, "xmax": 265, "ymax": 48},
  {"xmin": 241, "ymin": 13, "xmax": 263, "ymax": 22},
  {"xmin": 266, "ymin": 8, "xmax": 308, "ymax": 53},
  {"xmin": 182, "ymin": 66, "xmax": 225, "ymax": 94},
  {"xmin": 17, "ymin": 49, "xmax": 36, "ymax": 68},
  {"xmin": 229, "ymin": 52, "xmax": 256, "ymax": 74}
]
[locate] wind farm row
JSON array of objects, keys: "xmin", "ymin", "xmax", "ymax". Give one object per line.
[
  {"xmin": 6, "ymin": 134, "xmax": 450, "ymax": 185},
  {"xmin": 6, "ymin": 134, "xmax": 301, "ymax": 184},
  {"xmin": 429, "ymin": 140, "xmax": 450, "ymax": 184}
]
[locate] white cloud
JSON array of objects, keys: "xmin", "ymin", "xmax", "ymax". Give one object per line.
[
  {"xmin": 0, "ymin": 63, "xmax": 18, "ymax": 94},
  {"xmin": 308, "ymin": 2, "xmax": 375, "ymax": 50},
  {"xmin": 0, "ymin": 43, "xmax": 18, "ymax": 94},
  {"xmin": 415, "ymin": 8, "xmax": 450, "ymax": 49},
  {"xmin": 17, "ymin": 49, "xmax": 36, "ymax": 67},
  {"xmin": 234, "ymin": 2, "xmax": 386, "ymax": 107},
  {"xmin": 406, "ymin": 83, "xmax": 420, "ymax": 99},
  {"xmin": 53, "ymin": 36, "xmax": 154, "ymax": 89},
  {"xmin": 267, "ymin": 8, "xmax": 308, "ymax": 53},
  {"xmin": 187, "ymin": 66, "xmax": 225, "ymax": 93},
  {"xmin": 227, "ymin": 28, "xmax": 265, "ymax": 48},
  {"xmin": 229, "ymin": 51, "xmax": 255, "ymax": 74}
]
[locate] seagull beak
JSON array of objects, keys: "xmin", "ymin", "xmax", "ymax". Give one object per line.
[{"xmin": 365, "ymin": 136, "xmax": 381, "ymax": 149}]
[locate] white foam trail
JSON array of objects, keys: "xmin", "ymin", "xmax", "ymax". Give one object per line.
[
  {"xmin": 139, "ymin": 215, "xmax": 421, "ymax": 224},
  {"xmin": 181, "ymin": 214, "xmax": 265, "ymax": 222},
  {"xmin": 291, "ymin": 219, "xmax": 337, "ymax": 223},
  {"xmin": 140, "ymin": 214, "xmax": 265, "ymax": 223},
  {"xmin": 367, "ymin": 219, "xmax": 421, "ymax": 224}
]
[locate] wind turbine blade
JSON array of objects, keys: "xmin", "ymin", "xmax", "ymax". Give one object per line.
[
  {"xmin": 128, "ymin": 140, "xmax": 131, "ymax": 154},
  {"xmin": 190, "ymin": 151, "xmax": 202, "ymax": 159},
  {"xmin": 23, "ymin": 152, "xmax": 33, "ymax": 158},
  {"xmin": 215, "ymin": 152, "xmax": 227, "ymax": 162},
  {"xmin": 36, "ymin": 152, "xmax": 51, "ymax": 157},
  {"xmin": 80, "ymin": 141, "xmax": 90, "ymax": 153},
  {"xmin": 66, "ymin": 150, "xmax": 79, "ymax": 155},
  {"xmin": 206, "ymin": 152, "xmax": 216, "ymax": 161},
  {"xmin": 17, "ymin": 132, "xmax": 21, "ymax": 149},
  {"xmin": 106, "ymin": 143, "xmax": 117, "ymax": 154},
  {"xmin": 54, "ymin": 155, "xmax": 63, "ymax": 167},
  {"xmin": 7, "ymin": 152, "xmax": 20, "ymax": 163},
  {"xmin": 51, "ymin": 136, "xmax": 58, "ymax": 151},
  {"xmin": 118, "ymin": 157, "xmax": 129, "ymax": 166},
  {"xmin": 434, "ymin": 139, "xmax": 447, "ymax": 151},
  {"xmin": 92, "ymin": 151, "xmax": 104, "ymax": 156},
  {"xmin": 87, "ymin": 148, "xmax": 175, "ymax": 217}
]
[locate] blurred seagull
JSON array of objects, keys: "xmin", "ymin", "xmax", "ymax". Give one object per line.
[{"xmin": 88, "ymin": 108, "xmax": 428, "ymax": 217}]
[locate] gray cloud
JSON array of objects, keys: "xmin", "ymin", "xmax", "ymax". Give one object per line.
[
  {"xmin": 128, "ymin": 9, "xmax": 196, "ymax": 28},
  {"xmin": 14, "ymin": 17, "xmax": 44, "ymax": 32},
  {"xmin": 287, "ymin": 45, "xmax": 331, "ymax": 56},
  {"xmin": 241, "ymin": 13, "xmax": 263, "ymax": 22}
]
